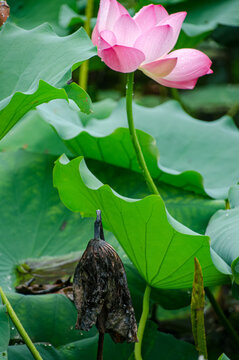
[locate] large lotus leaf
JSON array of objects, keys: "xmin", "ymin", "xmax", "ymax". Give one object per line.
[
  {"xmin": 7, "ymin": 323, "xmax": 197, "ymax": 360},
  {"xmin": 0, "ymin": 23, "xmax": 96, "ymax": 140},
  {"xmin": 8, "ymin": 344, "xmax": 64, "ymax": 360},
  {"xmin": 181, "ymin": 84, "xmax": 239, "ymax": 115},
  {"xmin": 6, "ymin": 293, "xmax": 96, "ymax": 347},
  {"xmin": 8, "ymin": 0, "xmax": 76, "ymax": 35},
  {"xmin": 1, "ymin": 119, "xmax": 225, "ymax": 234},
  {"xmin": 1, "ymin": 108, "xmax": 224, "ymax": 234},
  {"xmin": 39, "ymin": 98, "xmax": 239, "ymax": 199},
  {"xmin": 0, "ymin": 150, "xmax": 113, "ymax": 291},
  {"xmin": 0, "ymin": 305, "xmax": 9, "ymax": 359},
  {"xmin": 139, "ymin": 0, "xmax": 239, "ymax": 48},
  {"xmin": 169, "ymin": 0, "xmax": 239, "ymax": 28},
  {"xmin": 58, "ymin": 321, "xmax": 197, "ymax": 360},
  {"xmin": 0, "ymin": 98, "xmax": 116, "ymax": 156},
  {"xmin": 206, "ymin": 185, "xmax": 239, "ymax": 282},
  {"xmin": 54, "ymin": 155, "xmax": 227, "ymax": 289},
  {"xmin": 85, "ymin": 159, "xmax": 225, "ymax": 235},
  {"xmin": 0, "ymin": 149, "xmax": 191, "ymax": 318},
  {"xmin": 59, "ymin": 4, "xmax": 96, "ymax": 30},
  {"xmin": 0, "ymin": 111, "xmax": 73, "ymax": 156}
]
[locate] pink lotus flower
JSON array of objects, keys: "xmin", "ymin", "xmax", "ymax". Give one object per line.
[{"xmin": 92, "ymin": 0, "xmax": 213, "ymax": 89}]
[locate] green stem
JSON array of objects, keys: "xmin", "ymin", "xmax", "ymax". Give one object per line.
[
  {"xmin": 126, "ymin": 72, "xmax": 159, "ymax": 195},
  {"xmin": 134, "ymin": 284, "xmax": 151, "ymax": 360},
  {"xmin": 79, "ymin": 0, "xmax": 94, "ymax": 90},
  {"xmin": 126, "ymin": 72, "xmax": 158, "ymax": 359},
  {"xmin": 0, "ymin": 287, "xmax": 43, "ymax": 360},
  {"xmin": 205, "ymin": 287, "xmax": 239, "ymax": 348}
]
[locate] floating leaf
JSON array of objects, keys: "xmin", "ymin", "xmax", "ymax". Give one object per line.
[
  {"xmin": 40, "ymin": 98, "xmax": 239, "ymax": 199},
  {"xmin": 206, "ymin": 185, "xmax": 239, "ymax": 282},
  {"xmin": 54, "ymin": 155, "xmax": 227, "ymax": 289},
  {"xmin": 0, "ymin": 23, "xmax": 96, "ymax": 139}
]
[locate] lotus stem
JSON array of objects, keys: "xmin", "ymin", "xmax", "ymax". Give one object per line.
[
  {"xmin": 126, "ymin": 72, "xmax": 159, "ymax": 195},
  {"xmin": 79, "ymin": 0, "xmax": 94, "ymax": 90},
  {"xmin": 0, "ymin": 287, "xmax": 43, "ymax": 360},
  {"xmin": 134, "ymin": 284, "xmax": 151, "ymax": 360}
]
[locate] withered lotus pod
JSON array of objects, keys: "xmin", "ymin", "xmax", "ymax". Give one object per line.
[
  {"xmin": 0, "ymin": 1, "xmax": 9, "ymax": 27},
  {"xmin": 73, "ymin": 210, "xmax": 138, "ymax": 344}
]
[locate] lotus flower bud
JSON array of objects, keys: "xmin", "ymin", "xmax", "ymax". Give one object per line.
[{"xmin": 73, "ymin": 210, "xmax": 138, "ymax": 343}]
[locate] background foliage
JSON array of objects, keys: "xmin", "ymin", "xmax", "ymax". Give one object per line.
[{"xmin": 0, "ymin": 0, "xmax": 239, "ymax": 359}]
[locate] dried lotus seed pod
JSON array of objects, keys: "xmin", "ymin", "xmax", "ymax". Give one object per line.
[{"xmin": 73, "ymin": 210, "xmax": 138, "ymax": 344}]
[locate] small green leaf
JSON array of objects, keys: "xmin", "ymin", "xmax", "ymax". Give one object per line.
[
  {"xmin": 64, "ymin": 83, "xmax": 93, "ymax": 114},
  {"xmin": 191, "ymin": 258, "xmax": 207, "ymax": 359},
  {"xmin": 218, "ymin": 354, "xmax": 231, "ymax": 360},
  {"xmin": 53, "ymin": 155, "xmax": 227, "ymax": 289}
]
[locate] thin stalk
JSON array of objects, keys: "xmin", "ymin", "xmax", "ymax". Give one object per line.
[
  {"xmin": 134, "ymin": 284, "xmax": 151, "ymax": 360},
  {"xmin": 97, "ymin": 332, "xmax": 104, "ymax": 360},
  {"xmin": 126, "ymin": 72, "xmax": 159, "ymax": 195},
  {"xmin": 205, "ymin": 287, "xmax": 239, "ymax": 348},
  {"xmin": 0, "ymin": 287, "xmax": 43, "ymax": 360},
  {"xmin": 79, "ymin": 0, "xmax": 94, "ymax": 90}
]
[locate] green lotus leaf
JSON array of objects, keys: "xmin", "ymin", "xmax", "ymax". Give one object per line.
[
  {"xmin": 53, "ymin": 155, "xmax": 227, "ymax": 289},
  {"xmin": 39, "ymin": 98, "xmax": 239, "ymax": 199},
  {"xmin": 8, "ymin": 0, "xmax": 76, "ymax": 35},
  {"xmin": 206, "ymin": 185, "xmax": 239, "ymax": 282},
  {"xmin": 0, "ymin": 23, "xmax": 96, "ymax": 140},
  {"xmin": 0, "ymin": 106, "xmax": 225, "ymax": 234}
]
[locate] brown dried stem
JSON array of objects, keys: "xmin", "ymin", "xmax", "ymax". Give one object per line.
[{"xmin": 97, "ymin": 332, "xmax": 105, "ymax": 360}]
